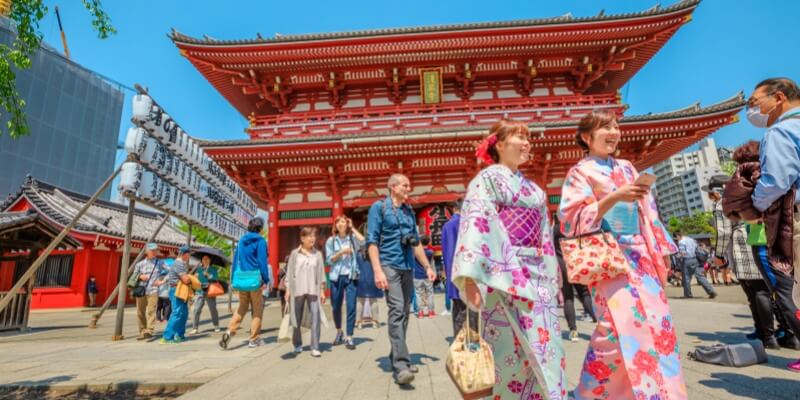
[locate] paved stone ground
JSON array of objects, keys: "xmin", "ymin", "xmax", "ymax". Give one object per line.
[{"xmin": 0, "ymin": 284, "xmax": 798, "ymax": 399}]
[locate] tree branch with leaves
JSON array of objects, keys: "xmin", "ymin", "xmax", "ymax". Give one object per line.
[{"xmin": 1, "ymin": 0, "xmax": 114, "ymax": 139}]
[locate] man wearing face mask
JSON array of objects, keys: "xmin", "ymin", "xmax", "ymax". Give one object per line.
[{"xmin": 748, "ymin": 77, "xmax": 800, "ymax": 373}]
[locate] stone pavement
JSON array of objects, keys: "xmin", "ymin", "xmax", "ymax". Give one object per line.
[{"xmin": 0, "ymin": 285, "xmax": 798, "ymax": 399}]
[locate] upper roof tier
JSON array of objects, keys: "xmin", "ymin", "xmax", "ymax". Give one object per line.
[{"xmin": 171, "ymin": 1, "xmax": 700, "ymax": 118}]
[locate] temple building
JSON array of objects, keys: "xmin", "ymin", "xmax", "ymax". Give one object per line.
[{"xmin": 171, "ymin": 0, "xmax": 744, "ymax": 273}]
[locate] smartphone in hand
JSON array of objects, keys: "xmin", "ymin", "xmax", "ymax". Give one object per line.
[{"xmin": 634, "ymin": 172, "xmax": 656, "ymax": 187}]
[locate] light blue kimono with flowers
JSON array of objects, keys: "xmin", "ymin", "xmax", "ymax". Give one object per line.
[{"xmin": 453, "ymin": 164, "xmax": 566, "ymax": 400}]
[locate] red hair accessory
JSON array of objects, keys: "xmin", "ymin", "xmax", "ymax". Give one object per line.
[{"xmin": 475, "ymin": 134, "xmax": 498, "ymax": 165}]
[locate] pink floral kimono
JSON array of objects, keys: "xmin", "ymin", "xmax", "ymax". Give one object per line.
[
  {"xmin": 558, "ymin": 156, "xmax": 687, "ymax": 400},
  {"xmin": 453, "ymin": 164, "xmax": 566, "ymax": 399}
]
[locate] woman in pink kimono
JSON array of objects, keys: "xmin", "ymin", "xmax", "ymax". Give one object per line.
[
  {"xmin": 453, "ymin": 119, "xmax": 566, "ymax": 399},
  {"xmin": 558, "ymin": 110, "xmax": 687, "ymax": 400}
]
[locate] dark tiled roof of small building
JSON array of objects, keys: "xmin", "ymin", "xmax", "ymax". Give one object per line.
[
  {"xmin": 0, "ymin": 210, "xmax": 82, "ymax": 250},
  {"xmin": 0, "ymin": 177, "xmax": 186, "ymax": 247}
]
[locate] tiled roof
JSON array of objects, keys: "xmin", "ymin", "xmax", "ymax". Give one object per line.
[
  {"xmin": 170, "ymin": 0, "xmax": 700, "ymax": 46},
  {"xmin": 0, "ymin": 211, "xmax": 37, "ymax": 231},
  {"xmin": 0, "ymin": 210, "xmax": 82, "ymax": 250},
  {"xmin": 198, "ymin": 92, "xmax": 744, "ymax": 148},
  {"xmin": 0, "ymin": 176, "xmax": 187, "ymax": 247}
]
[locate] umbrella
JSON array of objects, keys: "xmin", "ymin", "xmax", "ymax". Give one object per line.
[{"xmin": 191, "ymin": 246, "xmax": 230, "ymax": 267}]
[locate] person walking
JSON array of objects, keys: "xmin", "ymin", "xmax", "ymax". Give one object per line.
[
  {"xmin": 161, "ymin": 246, "xmax": 192, "ymax": 344},
  {"xmin": 441, "ymin": 198, "xmax": 478, "ymax": 337},
  {"xmin": 366, "ymin": 173, "xmax": 436, "ymax": 386},
  {"xmin": 132, "ymin": 242, "xmax": 167, "ymax": 340},
  {"xmin": 325, "ymin": 215, "xmax": 364, "ymax": 349},
  {"xmin": 675, "ymin": 232, "xmax": 717, "ymax": 299},
  {"xmin": 156, "ymin": 261, "xmax": 172, "ymax": 323},
  {"xmin": 413, "ymin": 235, "xmax": 436, "ymax": 319},
  {"xmin": 559, "ymin": 110, "xmax": 687, "ymax": 399},
  {"xmin": 219, "ymin": 217, "xmax": 271, "ymax": 350},
  {"xmin": 454, "ymin": 119, "xmax": 565, "ymax": 399},
  {"xmin": 355, "ymin": 243, "xmax": 383, "ymax": 328},
  {"xmin": 190, "ymin": 255, "xmax": 221, "ymax": 334},
  {"xmin": 287, "ymin": 227, "xmax": 327, "ymax": 357}
]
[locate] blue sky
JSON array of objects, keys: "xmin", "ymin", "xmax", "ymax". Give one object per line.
[{"xmin": 38, "ymin": 0, "xmax": 798, "ymax": 155}]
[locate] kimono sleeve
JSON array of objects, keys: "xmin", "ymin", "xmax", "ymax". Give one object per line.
[
  {"xmin": 558, "ymin": 166, "xmax": 602, "ymax": 237},
  {"xmin": 626, "ymin": 161, "xmax": 678, "ymax": 255},
  {"xmin": 452, "ymin": 170, "xmax": 521, "ymax": 308}
]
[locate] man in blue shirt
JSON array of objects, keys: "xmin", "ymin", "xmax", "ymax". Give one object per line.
[
  {"xmin": 162, "ymin": 246, "xmax": 192, "ymax": 344},
  {"xmin": 749, "ymin": 78, "xmax": 800, "ymax": 313},
  {"xmin": 367, "ymin": 173, "xmax": 435, "ymax": 386},
  {"xmin": 748, "ymin": 78, "xmax": 800, "ymax": 371},
  {"xmin": 676, "ymin": 232, "xmax": 716, "ymax": 299}
]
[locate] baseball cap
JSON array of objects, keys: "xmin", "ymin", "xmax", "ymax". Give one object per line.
[
  {"xmin": 178, "ymin": 245, "xmax": 191, "ymax": 255},
  {"xmin": 146, "ymin": 243, "xmax": 158, "ymax": 251}
]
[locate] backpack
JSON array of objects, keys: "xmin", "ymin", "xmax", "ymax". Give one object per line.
[{"xmin": 688, "ymin": 342, "xmax": 767, "ymax": 367}]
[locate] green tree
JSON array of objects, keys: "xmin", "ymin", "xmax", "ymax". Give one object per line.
[
  {"xmin": 666, "ymin": 211, "xmax": 716, "ymax": 244},
  {"xmin": 1, "ymin": 1, "xmax": 115, "ymax": 138}
]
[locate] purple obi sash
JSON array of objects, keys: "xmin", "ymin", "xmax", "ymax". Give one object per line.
[{"xmin": 497, "ymin": 205, "xmax": 543, "ymax": 249}]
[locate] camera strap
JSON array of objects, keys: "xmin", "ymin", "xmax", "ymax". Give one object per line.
[{"xmin": 388, "ymin": 199, "xmax": 410, "ymax": 238}]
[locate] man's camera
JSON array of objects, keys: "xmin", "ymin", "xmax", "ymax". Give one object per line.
[{"xmin": 400, "ymin": 234, "xmax": 419, "ymax": 247}]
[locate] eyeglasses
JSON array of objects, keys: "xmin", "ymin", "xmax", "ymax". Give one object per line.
[{"xmin": 746, "ymin": 91, "xmax": 775, "ymax": 109}]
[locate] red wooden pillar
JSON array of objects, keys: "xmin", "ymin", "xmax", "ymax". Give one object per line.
[
  {"xmin": 268, "ymin": 198, "xmax": 280, "ymax": 281},
  {"xmin": 332, "ymin": 193, "xmax": 344, "ymax": 219}
]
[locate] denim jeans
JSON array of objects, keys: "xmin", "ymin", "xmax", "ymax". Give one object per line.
[
  {"xmin": 331, "ymin": 276, "xmax": 358, "ymax": 337},
  {"xmin": 163, "ymin": 287, "xmax": 188, "ymax": 341},
  {"xmin": 681, "ymin": 258, "xmax": 716, "ymax": 297}
]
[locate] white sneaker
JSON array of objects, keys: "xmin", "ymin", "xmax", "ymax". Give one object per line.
[
  {"xmin": 248, "ymin": 339, "xmax": 262, "ymax": 348},
  {"xmin": 294, "ymin": 346, "xmax": 302, "ymax": 354},
  {"xmin": 441, "ymin": 310, "xmax": 451, "ymax": 316},
  {"xmin": 213, "ymin": 327, "xmax": 222, "ymax": 333},
  {"xmin": 311, "ymin": 350, "xmax": 321, "ymax": 357},
  {"xmin": 569, "ymin": 330, "xmax": 580, "ymax": 342},
  {"xmin": 190, "ymin": 329, "xmax": 199, "ymax": 335}
]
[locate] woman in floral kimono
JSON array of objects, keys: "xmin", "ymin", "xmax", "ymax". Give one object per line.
[
  {"xmin": 453, "ymin": 119, "xmax": 566, "ymax": 400},
  {"xmin": 558, "ymin": 110, "xmax": 687, "ymax": 400}
]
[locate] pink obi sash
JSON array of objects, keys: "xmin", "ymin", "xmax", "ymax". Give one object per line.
[{"xmin": 497, "ymin": 205, "xmax": 543, "ymax": 249}]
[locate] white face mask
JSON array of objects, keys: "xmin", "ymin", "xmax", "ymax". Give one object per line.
[{"xmin": 746, "ymin": 101, "xmax": 777, "ymax": 128}]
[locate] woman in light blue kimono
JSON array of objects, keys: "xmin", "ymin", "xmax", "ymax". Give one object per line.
[{"xmin": 453, "ymin": 119, "xmax": 566, "ymax": 400}]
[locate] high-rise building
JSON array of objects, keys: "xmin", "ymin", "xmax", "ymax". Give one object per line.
[
  {"xmin": 653, "ymin": 138, "xmax": 721, "ymax": 220},
  {"xmin": 0, "ymin": 17, "xmax": 123, "ymax": 200}
]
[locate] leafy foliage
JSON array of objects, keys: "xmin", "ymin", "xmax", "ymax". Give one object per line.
[
  {"xmin": 720, "ymin": 160, "xmax": 737, "ymax": 176},
  {"xmin": 1, "ymin": 0, "xmax": 114, "ymax": 138},
  {"xmin": 667, "ymin": 211, "xmax": 716, "ymax": 244}
]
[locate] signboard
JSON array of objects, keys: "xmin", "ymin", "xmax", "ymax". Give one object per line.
[
  {"xmin": 118, "ymin": 93, "xmax": 256, "ymax": 240},
  {"xmin": 417, "ymin": 203, "xmax": 454, "ymax": 249},
  {"xmin": 419, "ymin": 67, "xmax": 443, "ymax": 105}
]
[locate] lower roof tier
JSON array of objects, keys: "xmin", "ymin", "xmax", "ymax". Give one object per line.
[{"xmin": 201, "ymin": 92, "xmax": 744, "ymax": 210}]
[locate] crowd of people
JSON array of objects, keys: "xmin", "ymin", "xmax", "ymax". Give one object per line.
[{"xmin": 120, "ymin": 76, "xmax": 800, "ymax": 399}]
